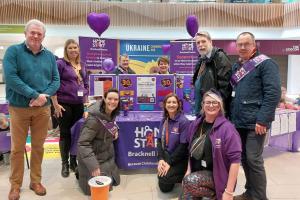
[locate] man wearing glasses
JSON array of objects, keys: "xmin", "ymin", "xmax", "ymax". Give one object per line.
[
  {"xmin": 230, "ymin": 32, "xmax": 281, "ymax": 200},
  {"xmin": 113, "ymin": 54, "xmax": 136, "ymax": 75},
  {"xmin": 192, "ymin": 31, "xmax": 232, "ymax": 116}
]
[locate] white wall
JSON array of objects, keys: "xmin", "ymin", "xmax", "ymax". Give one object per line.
[{"xmin": 288, "ymin": 55, "xmax": 300, "ymax": 95}]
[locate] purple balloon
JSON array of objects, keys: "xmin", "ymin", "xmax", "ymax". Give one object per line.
[
  {"xmin": 186, "ymin": 15, "xmax": 199, "ymax": 38},
  {"xmin": 102, "ymin": 58, "xmax": 115, "ymax": 72},
  {"xmin": 87, "ymin": 13, "xmax": 110, "ymax": 37},
  {"xmin": 162, "ymin": 44, "xmax": 171, "ymax": 54}
]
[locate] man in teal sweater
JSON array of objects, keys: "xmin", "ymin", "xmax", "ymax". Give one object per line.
[{"xmin": 3, "ymin": 19, "xmax": 60, "ymax": 200}]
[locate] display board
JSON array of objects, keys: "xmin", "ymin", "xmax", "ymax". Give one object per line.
[
  {"xmin": 118, "ymin": 74, "xmax": 174, "ymax": 111},
  {"xmin": 175, "ymin": 74, "xmax": 195, "ymax": 114}
]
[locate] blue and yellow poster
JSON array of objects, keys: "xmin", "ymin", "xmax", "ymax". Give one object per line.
[{"xmin": 120, "ymin": 40, "xmax": 170, "ymax": 74}]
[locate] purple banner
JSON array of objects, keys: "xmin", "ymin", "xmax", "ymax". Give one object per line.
[
  {"xmin": 79, "ymin": 36, "xmax": 118, "ymax": 73},
  {"xmin": 89, "ymin": 74, "xmax": 117, "ymax": 96},
  {"xmin": 118, "ymin": 74, "xmax": 174, "ymax": 111},
  {"xmin": 115, "ymin": 112, "xmax": 162, "ymax": 169},
  {"xmin": 213, "ymin": 40, "xmax": 300, "ymax": 55},
  {"xmin": 170, "ymin": 40, "xmax": 198, "ymax": 74},
  {"xmin": 175, "ymin": 74, "xmax": 195, "ymax": 114}
]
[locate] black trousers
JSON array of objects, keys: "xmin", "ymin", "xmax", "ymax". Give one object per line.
[
  {"xmin": 50, "ymin": 102, "xmax": 59, "ymax": 129},
  {"xmin": 58, "ymin": 102, "xmax": 84, "ymax": 160},
  {"xmin": 158, "ymin": 158, "xmax": 188, "ymax": 193},
  {"xmin": 237, "ymin": 128, "xmax": 268, "ymax": 200}
]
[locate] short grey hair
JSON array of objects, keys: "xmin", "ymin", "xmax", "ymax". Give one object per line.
[
  {"xmin": 25, "ymin": 19, "xmax": 46, "ymax": 34},
  {"xmin": 194, "ymin": 31, "xmax": 212, "ymax": 41},
  {"xmin": 237, "ymin": 32, "xmax": 255, "ymax": 43}
]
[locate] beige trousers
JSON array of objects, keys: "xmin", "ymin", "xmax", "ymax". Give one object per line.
[{"xmin": 8, "ymin": 106, "xmax": 50, "ymax": 189}]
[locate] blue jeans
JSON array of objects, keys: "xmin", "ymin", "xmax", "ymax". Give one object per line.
[{"xmin": 237, "ymin": 128, "xmax": 268, "ymax": 200}]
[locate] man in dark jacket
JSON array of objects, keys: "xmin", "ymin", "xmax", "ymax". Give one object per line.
[
  {"xmin": 192, "ymin": 31, "xmax": 232, "ymax": 116},
  {"xmin": 113, "ymin": 54, "xmax": 136, "ymax": 75},
  {"xmin": 231, "ymin": 32, "xmax": 281, "ymax": 200}
]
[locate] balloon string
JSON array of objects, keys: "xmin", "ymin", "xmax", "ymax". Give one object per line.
[
  {"xmin": 191, "ymin": 40, "xmax": 194, "ymax": 73},
  {"xmin": 100, "ymin": 36, "xmax": 103, "ymax": 72}
]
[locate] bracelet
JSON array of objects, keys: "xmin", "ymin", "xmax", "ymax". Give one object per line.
[{"xmin": 224, "ymin": 188, "xmax": 234, "ymax": 196}]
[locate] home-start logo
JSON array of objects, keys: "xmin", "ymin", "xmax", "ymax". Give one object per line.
[
  {"xmin": 134, "ymin": 125, "xmax": 159, "ymax": 148},
  {"xmin": 284, "ymin": 45, "xmax": 300, "ymax": 53},
  {"xmin": 92, "ymin": 39, "xmax": 105, "ymax": 48}
]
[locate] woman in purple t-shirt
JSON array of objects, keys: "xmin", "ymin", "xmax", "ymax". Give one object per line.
[{"xmin": 157, "ymin": 93, "xmax": 190, "ymax": 193}]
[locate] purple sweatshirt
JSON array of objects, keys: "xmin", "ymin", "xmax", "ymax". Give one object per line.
[
  {"xmin": 187, "ymin": 115, "xmax": 242, "ymax": 200},
  {"xmin": 56, "ymin": 58, "xmax": 89, "ymax": 104}
]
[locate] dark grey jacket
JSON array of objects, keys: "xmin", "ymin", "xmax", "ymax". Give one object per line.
[
  {"xmin": 192, "ymin": 47, "xmax": 232, "ymax": 113},
  {"xmin": 113, "ymin": 65, "xmax": 136, "ymax": 75},
  {"xmin": 230, "ymin": 53, "xmax": 281, "ymax": 129},
  {"xmin": 77, "ymin": 101, "xmax": 120, "ymax": 195}
]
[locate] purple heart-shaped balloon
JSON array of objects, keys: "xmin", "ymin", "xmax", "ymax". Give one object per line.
[
  {"xmin": 87, "ymin": 13, "xmax": 110, "ymax": 37},
  {"xmin": 186, "ymin": 15, "xmax": 199, "ymax": 38}
]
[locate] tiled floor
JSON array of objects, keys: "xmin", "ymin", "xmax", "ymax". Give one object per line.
[{"xmin": 1, "ymin": 147, "xmax": 300, "ymax": 200}]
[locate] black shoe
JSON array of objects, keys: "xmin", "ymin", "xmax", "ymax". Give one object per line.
[
  {"xmin": 234, "ymin": 192, "xmax": 253, "ymax": 200},
  {"xmin": 75, "ymin": 167, "xmax": 79, "ymax": 180},
  {"xmin": 69, "ymin": 155, "xmax": 77, "ymax": 172},
  {"xmin": 61, "ymin": 163, "xmax": 69, "ymax": 178}
]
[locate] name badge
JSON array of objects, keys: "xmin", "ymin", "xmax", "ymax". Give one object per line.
[
  {"xmin": 231, "ymin": 91, "xmax": 235, "ymax": 97},
  {"xmin": 77, "ymin": 90, "xmax": 84, "ymax": 97},
  {"xmin": 201, "ymin": 160, "xmax": 207, "ymax": 168}
]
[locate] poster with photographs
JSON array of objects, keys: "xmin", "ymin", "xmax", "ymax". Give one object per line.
[{"xmin": 118, "ymin": 74, "xmax": 174, "ymax": 111}]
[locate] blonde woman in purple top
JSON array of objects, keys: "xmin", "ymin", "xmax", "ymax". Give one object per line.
[
  {"xmin": 182, "ymin": 89, "xmax": 241, "ymax": 200},
  {"xmin": 51, "ymin": 39, "xmax": 89, "ymax": 178}
]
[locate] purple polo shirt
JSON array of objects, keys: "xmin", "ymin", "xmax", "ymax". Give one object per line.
[
  {"xmin": 56, "ymin": 58, "xmax": 89, "ymax": 104},
  {"xmin": 158, "ymin": 112, "xmax": 190, "ymax": 153}
]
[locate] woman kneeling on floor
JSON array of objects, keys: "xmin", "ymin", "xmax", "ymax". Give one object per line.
[
  {"xmin": 181, "ymin": 89, "xmax": 242, "ymax": 200},
  {"xmin": 77, "ymin": 88, "xmax": 121, "ymax": 195},
  {"xmin": 157, "ymin": 93, "xmax": 190, "ymax": 193}
]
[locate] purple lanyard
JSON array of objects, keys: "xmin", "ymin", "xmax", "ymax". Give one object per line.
[{"xmin": 230, "ymin": 54, "xmax": 270, "ymax": 87}]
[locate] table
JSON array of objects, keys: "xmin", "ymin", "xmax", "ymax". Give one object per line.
[
  {"xmin": 70, "ymin": 111, "xmax": 163, "ymax": 170},
  {"xmin": 0, "ymin": 131, "xmax": 11, "ymax": 153},
  {"xmin": 268, "ymin": 110, "xmax": 300, "ymax": 151},
  {"xmin": 71, "ymin": 110, "xmax": 300, "ymax": 170},
  {"xmin": 0, "ymin": 102, "xmax": 9, "ymax": 115}
]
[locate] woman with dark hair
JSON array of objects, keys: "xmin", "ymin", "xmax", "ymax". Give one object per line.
[
  {"xmin": 157, "ymin": 93, "xmax": 190, "ymax": 193},
  {"xmin": 77, "ymin": 88, "xmax": 121, "ymax": 195},
  {"xmin": 181, "ymin": 89, "xmax": 241, "ymax": 200},
  {"xmin": 51, "ymin": 39, "xmax": 89, "ymax": 177}
]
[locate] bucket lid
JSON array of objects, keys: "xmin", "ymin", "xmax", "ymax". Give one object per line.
[{"xmin": 88, "ymin": 176, "xmax": 112, "ymax": 187}]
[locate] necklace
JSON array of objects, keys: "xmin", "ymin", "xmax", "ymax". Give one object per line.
[{"xmin": 70, "ymin": 62, "xmax": 82, "ymax": 84}]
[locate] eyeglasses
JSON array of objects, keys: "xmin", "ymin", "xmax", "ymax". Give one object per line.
[
  {"xmin": 203, "ymin": 101, "xmax": 219, "ymax": 106},
  {"xmin": 236, "ymin": 42, "xmax": 254, "ymax": 49}
]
